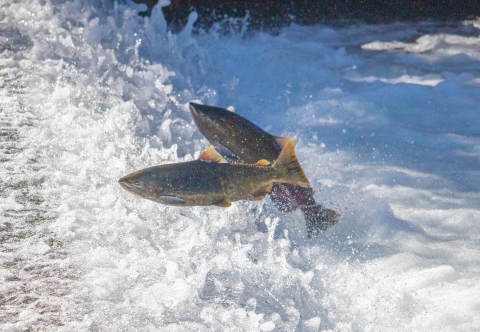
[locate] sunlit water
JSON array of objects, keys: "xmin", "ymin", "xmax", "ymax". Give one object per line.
[{"xmin": 1, "ymin": 1, "xmax": 480, "ymax": 331}]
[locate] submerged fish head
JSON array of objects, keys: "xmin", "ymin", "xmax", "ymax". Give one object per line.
[{"xmin": 119, "ymin": 169, "xmax": 161, "ymax": 201}]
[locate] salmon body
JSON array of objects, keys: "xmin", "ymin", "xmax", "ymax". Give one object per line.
[
  {"xmin": 189, "ymin": 102, "xmax": 340, "ymax": 236},
  {"xmin": 119, "ymin": 139, "xmax": 310, "ymax": 207}
]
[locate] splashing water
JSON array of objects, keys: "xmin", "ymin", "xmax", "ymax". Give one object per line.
[{"xmin": 1, "ymin": 0, "xmax": 480, "ymax": 330}]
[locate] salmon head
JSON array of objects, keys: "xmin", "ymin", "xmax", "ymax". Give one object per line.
[
  {"xmin": 189, "ymin": 102, "xmax": 231, "ymax": 143},
  {"xmin": 119, "ymin": 166, "xmax": 187, "ymax": 205},
  {"xmin": 188, "ymin": 102, "xmax": 280, "ymax": 163}
]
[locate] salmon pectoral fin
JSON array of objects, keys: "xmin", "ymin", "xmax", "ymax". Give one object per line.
[
  {"xmin": 212, "ymin": 198, "xmax": 232, "ymax": 207},
  {"xmin": 249, "ymin": 183, "xmax": 273, "ymax": 201},
  {"xmin": 158, "ymin": 196, "xmax": 186, "ymax": 205},
  {"xmin": 199, "ymin": 146, "xmax": 228, "ymax": 163}
]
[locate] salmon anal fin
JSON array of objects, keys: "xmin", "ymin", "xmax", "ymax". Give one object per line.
[
  {"xmin": 254, "ymin": 159, "xmax": 270, "ymax": 166},
  {"xmin": 199, "ymin": 146, "xmax": 227, "ymax": 163},
  {"xmin": 250, "ymin": 183, "xmax": 273, "ymax": 201},
  {"xmin": 274, "ymin": 136, "xmax": 292, "ymax": 149},
  {"xmin": 212, "ymin": 198, "xmax": 232, "ymax": 207}
]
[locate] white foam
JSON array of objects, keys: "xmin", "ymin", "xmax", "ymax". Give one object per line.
[{"xmin": 346, "ymin": 74, "xmax": 444, "ymax": 86}]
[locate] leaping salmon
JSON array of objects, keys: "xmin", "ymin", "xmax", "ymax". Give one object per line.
[
  {"xmin": 188, "ymin": 102, "xmax": 340, "ymax": 237},
  {"xmin": 119, "ymin": 138, "xmax": 310, "ymax": 207}
]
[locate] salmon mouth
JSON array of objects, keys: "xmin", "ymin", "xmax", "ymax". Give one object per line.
[
  {"xmin": 118, "ymin": 179, "xmax": 131, "ymax": 190},
  {"xmin": 118, "ymin": 177, "xmax": 136, "ymax": 193},
  {"xmin": 118, "ymin": 178, "xmax": 142, "ymax": 196}
]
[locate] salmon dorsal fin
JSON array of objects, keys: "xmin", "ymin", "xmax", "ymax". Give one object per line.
[
  {"xmin": 250, "ymin": 183, "xmax": 272, "ymax": 201},
  {"xmin": 272, "ymin": 138, "xmax": 311, "ymax": 188},
  {"xmin": 255, "ymin": 159, "xmax": 270, "ymax": 166},
  {"xmin": 199, "ymin": 146, "xmax": 227, "ymax": 163},
  {"xmin": 274, "ymin": 136, "xmax": 292, "ymax": 149}
]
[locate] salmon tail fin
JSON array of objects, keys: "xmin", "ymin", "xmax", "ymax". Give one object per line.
[
  {"xmin": 302, "ymin": 205, "xmax": 341, "ymax": 238},
  {"xmin": 272, "ymin": 138, "xmax": 310, "ymax": 188}
]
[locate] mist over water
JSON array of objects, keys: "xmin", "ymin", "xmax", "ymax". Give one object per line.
[{"xmin": 1, "ymin": 0, "xmax": 480, "ymax": 331}]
